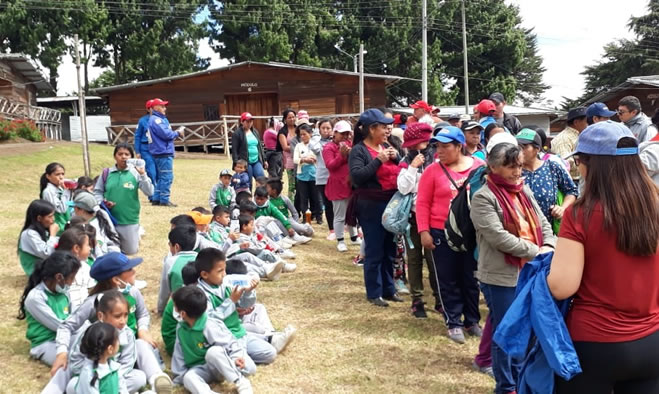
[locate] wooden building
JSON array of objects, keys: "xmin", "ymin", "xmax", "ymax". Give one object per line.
[
  {"xmin": 94, "ymin": 61, "xmax": 412, "ymax": 132},
  {"xmin": 0, "ymin": 54, "xmax": 53, "ymax": 105}
]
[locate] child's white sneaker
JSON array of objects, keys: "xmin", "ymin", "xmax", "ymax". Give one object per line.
[
  {"xmin": 350, "ymin": 237, "xmax": 363, "ymax": 245},
  {"xmin": 337, "ymin": 241, "xmax": 348, "ymax": 252},
  {"xmin": 280, "ymin": 249, "xmax": 296, "ymax": 259},
  {"xmin": 283, "ymin": 263, "xmax": 297, "ymax": 273},
  {"xmin": 135, "ymin": 279, "xmax": 147, "ymax": 290},
  {"xmin": 271, "ymin": 324, "xmax": 297, "ymax": 353},
  {"xmin": 235, "ymin": 377, "xmax": 254, "ymax": 394},
  {"xmin": 326, "ymin": 231, "xmax": 336, "ymax": 241},
  {"xmin": 150, "ymin": 372, "xmax": 173, "ymax": 394},
  {"xmin": 265, "ymin": 261, "xmax": 284, "ymax": 281},
  {"xmin": 280, "ymin": 237, "xmax": 296, "ymax": 248},
  {"xmin": 292, "ymin": 233, "xmax": 312, "ymax": 244}
]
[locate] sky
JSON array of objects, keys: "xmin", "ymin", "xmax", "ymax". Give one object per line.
[{"xmin": 56, "ymin": 0, "xmax": 651, "ymax": 107}]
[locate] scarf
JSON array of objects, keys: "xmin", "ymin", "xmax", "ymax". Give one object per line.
[{"xmin": 486, "ymin": 173, "xmax": 544, "ymax": 267}]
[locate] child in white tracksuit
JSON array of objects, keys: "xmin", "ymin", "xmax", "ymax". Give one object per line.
[
  {"xmin": 18, "ymin": 199, "xmax": 59, "ymax": 276},
  {"xmin": 40, "ymin": 162, "xmax": 71, "ymax": 235}
]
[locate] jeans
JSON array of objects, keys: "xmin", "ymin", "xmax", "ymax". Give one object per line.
[
  {"xmin": 296, "ymin": 179, "xmax": 320, "ymax": 219},
  {"xmin": 480, "ymin": 283, "xmax": 519, "ymax": 394},
  {"xmin": 265, "ymin": 150, "xmax": 283, "ymax": 179},
  {"xmin": 153, "ymin": 155, "xmax": 173, "ymax": 204},
  {"xmin": 316, "ymin": 184, "xmax": 334, "ymax": 230},
  {"xmin": 138, "ymin": 147, "xmax": 157, "ymax": 200},
  {"xmin": 247, "ymin": 161, "xmax": 265, "ymax": 189},
  {"xmin": 356, "ymin": 199, "xmax": 397, "ymax": 299},
  {"xmin": 406, "ymin": 213, "xmax": 438, "ymax": 301},
  {"xmin": 430, "ymin": 229, "xmax": 480, "ymax": 329}
]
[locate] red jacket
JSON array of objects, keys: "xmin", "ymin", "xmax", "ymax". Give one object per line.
[{"xmin": 323, "ymin": 141, "xmax": 353, "ymax": 200}]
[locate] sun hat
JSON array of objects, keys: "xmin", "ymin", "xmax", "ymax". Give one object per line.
[
  {"xmin": 431, "ymin": 126, "xmax": 466, "ymax": 145},
  {"xmin": 359, "ymin": 109, "xmax": 394, "ymax": 127},
  {"xmin": 90, "ymin": 252, "xmax": 143, "ymax": 282},
  {"xmin": 567, "ymin": 107, "xmax": 587, "ymax": 122},
  {"xmin": 516, "ymin": 128, "xmax": 542, "ymax": 148},
  {"xmin": 402, "ymin": 122, "xmax": 432, "ymax": 148},
  {"xmin": 568, "ymin": 120, "xmax": 639, "ymax": 157},
  {"xmin": 486, "ymin": 132, "xmax": 518, "ymax": 154},
  {"xmin": 188, "ymin": 211, "xmax": 213, "ymax": 225},
  {"xmin": 333, "ymin": 120, "xmax": 352, "ymax": 133}
]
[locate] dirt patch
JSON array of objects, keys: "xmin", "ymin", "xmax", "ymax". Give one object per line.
[{"xmin": 0, "ymin": 140, "xmax": 78, "ymax": 157}]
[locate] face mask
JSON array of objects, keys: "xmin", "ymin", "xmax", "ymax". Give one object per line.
[
  {"xmin": 173, "ymin": 309, "xmax": 183, "ymax": 323},
  {"xmin": 55, "ymin": 283, "xmax": 70, "ymax": 294},
  {"xmin": 117, "ymin": 278, "xmax": 132, "ymax": 295},
  {"xmin": 256, "ymin": 200, "xmax": 267, "ymax": 208}
]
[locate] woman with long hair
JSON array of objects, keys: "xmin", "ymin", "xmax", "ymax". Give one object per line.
[
  {"xmin": 277, "ymin": 109, "xmax": 299, "ymax": 200},
  {"xmin": 548, "ymin": 121, "xmax": 659, "ymax": 393},
  {"xmin": 263, "ymin": 117, "xmax": 284, "ymax": 178}
]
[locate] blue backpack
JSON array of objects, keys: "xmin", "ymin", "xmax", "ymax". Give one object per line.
[{"xmin": 381, "ymin": 191, "xmax": 414, "ymax": 248}]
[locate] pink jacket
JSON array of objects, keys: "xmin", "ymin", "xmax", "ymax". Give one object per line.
[{"xmin": 323, "ymin": 141, "xmax": 353, "ymax": 200}]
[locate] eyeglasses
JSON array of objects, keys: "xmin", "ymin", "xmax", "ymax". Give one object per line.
[{"xmin": 617, "ymin": 109, "xmax": 629, "ymax": 115}]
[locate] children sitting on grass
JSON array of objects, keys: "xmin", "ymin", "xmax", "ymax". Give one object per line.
[
  {"xmin": 209, "ymin": 169, "xmax": 236, "ymax": 211},
  {"xmin": 157, "ymin": 225, "xmax": 198, "ymax": 314},
  {"xmin": 233, "ymin": 214, "xmax": 296, "ymax": 274},
  {"xmin": 264, "ymin": 179, "xmax": 314, "ymax": 237},
  {"xmin": 18, "ymin": 200, "xmax": 59, "ymax": 276}
]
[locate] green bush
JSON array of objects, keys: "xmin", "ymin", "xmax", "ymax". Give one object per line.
[
  {"xmin": 0, "ymin": 118, "xmax": 17, "ymax": 140},
  {"xmin": 14, "ymin": 119, "xmax": 43, "ymax": 142}
]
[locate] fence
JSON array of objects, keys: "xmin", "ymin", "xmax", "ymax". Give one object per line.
[
  {"xmin": 0, "ymin": 96, "xmax": 62, "ymax": 140},
  {"xmin": 105, "ymin": 113, "xmax": 361, "ymax": 157}
]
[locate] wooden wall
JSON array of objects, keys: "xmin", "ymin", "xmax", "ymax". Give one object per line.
[
  {"xmin": 602, "ymin": 84, "xmax": 658, "ymax": 117},
  {"xmin": 0, "ymin": 60, "xmax": 38, "ymax": 105},
  {"xmin": 104, "ymin": 64, "xmax": 389, "ymax": 126}
]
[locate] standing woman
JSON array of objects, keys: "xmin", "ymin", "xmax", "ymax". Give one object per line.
[
  {"xmin": 417, "ymin": 127, "xmax": 484, "ymax": 343},
  {"xmin": 548, "ymin": 121, "xmax": 659, "ymax": 393},
  {"xmin": 263, "ymin": 117, "xmax": 283, "ymax": 179},
  {"xmin": 348, "ymin": 109, "xmax": 401, "ymax": 307},
  {"xmin": 278, "ymin": 109, "xmax": 298, "ymax": 200},
  {"xmin": 310, "ymin": 118, "xmax": 334, "ymax": 231},
  {"xmin": 231, "ymin": 112, "xmax": 267, "ymax": 188},
  {"xmin": 470, "ymin": 142, "xmax": 555, "ymax": 393},
  {"xmin": 94, "ymin": 143, "xmax": 153, "ymax": 255},
  {"xmin": 293, "ymin": 123, "xmax": 321, "ymax": 224}
]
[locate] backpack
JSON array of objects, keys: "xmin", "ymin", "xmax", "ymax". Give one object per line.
[
  {"xmin": 381, "ymin": 191, "xmax": 414, "ymax": 248},
  {"xmin": 441, "ymin": 163, "xmax": 481, "ymax": 253},
  {"xmin": 98, "ymin": 167, "xmax": 119, "ymax": 226}
]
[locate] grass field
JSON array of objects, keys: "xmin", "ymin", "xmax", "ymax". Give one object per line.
[{"xmin": 0, "ymin": 141, "xmax": 494, "ymax": 393}]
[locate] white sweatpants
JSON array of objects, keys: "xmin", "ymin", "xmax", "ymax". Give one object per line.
[
  {"xmin": 30, "ymin": 340, "xmax": 58, "ymax": 366},
  {"xmin": 240, "ymin": 303, "xmax": 276, "ymax": 335},
  {"xmin": 182, "ymin": 346, "xmax": 246, "ymax": 394}
]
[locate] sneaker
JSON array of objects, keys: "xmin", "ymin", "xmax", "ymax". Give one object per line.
[
  {"xmin": 316, "ymin": 216, "xmax": 323, "ymax": 225},
  {"xmin": 350, "ymin": 237, "xmax": 363, "ymax": 245},
  {"xmin": 271, "ymin": 324, "xmax": 296, "ymax": 353},
  {"xmin": 265, "ymin": 261, "xmax": 284, "ymax": 281},
  {"xmin": 283, "ymin": 263, "xmax": 297, "ymax": 273},
  {"xmin": 134, "ymin": 279, "xmax": 147, "ymax": 290},
  {"xmin": 235, "ymin": 377, "xmax": 254, "ymax": 394},
  {"xmin": 411, "ymin": 299, "xmax": 427, "ymax": 319},
  {"xmin": 352, "ymin": 255, "xmax": 364, "ymax": 267},
  {"xmin": 152, "ymin": 372, "xmax": 173, "ymax": 394},
  {"xmin": 448, "ymin": 327, "xmax": 466, "ymax": 344},
  {"xmin": 278, "ymin": 238, "xmax": 294, "ymax": 249},
  {"xmin": 160, "ymin": 202, "xmax": 178, "ymax": 207},
  {"xmin": 337, "ymin": 241, "xmax": 348, "ymax": 252},
  {"xmin": 383, "ymin": 293, "xmax": 404, "ymax": 302},
  {"xmin": 279, "ymin": 249, "xmax": 296, "ymax": 259},
  {"xmin": 138, "ymin": 225, "xmax": 146, "ymax": 238},
  {"xmin": 151, "ymin": 200, "xmax": 160, "ymax": 206},
  {"xmin": 394, "ymin": 279, "xmax": 410, "ymax": 295},
  {"xmin": 472, "ymin": 361, "xmax": 494, "ymax": 378},
  {"xmin": 293, "ymin": 234, "xmax": 312, "ymax": 244},
  {"xmin": 465, "ymin": 324, "xmax": 483, "ymax": 338},
  {"xmin": 326, "ymin": 231, "xmax": 336, "ymax": 241},
  {"xmin": 368, "ymin": 297, "xmax": 389, "ymax": 307}
]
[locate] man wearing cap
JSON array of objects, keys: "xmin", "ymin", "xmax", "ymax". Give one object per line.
[
  {"xmin": 408, "ymin": 100, "xmax": 433, "ymax": 125},
  {"xmin": 148, "ymin": 98, "xmax": 183, "ymax": 207},
  {"xmin": 489, "ymin": 93, "xmax": 522, "ymax": 135},
  {"xmin": 447, "ymin": 114, "xmax": 462, "ymax": 127},
  {"xmin": 617, "ymin": 95, "xmax": 657, "ymax": 142},
  {"xmin": 232, "ymin": 112, "xmax": 267, "ymax": 188},
  {"xmin": 586, "ymin": 102, "xmax": 616, "ymax": 125},
  {"xmin": 551, "ymin": 107, "xmax": 588, "ymax": 181},
  {"xmin": 462, "ymin": 121, "xmax": 485, "ymax": 160},
  {"xmin": 134, "ymin": 100, "xmax": 156, "ymax": 202},
  {"xmin": 474, "ymin": 99, "xmax": 497, "ymax": 130}
]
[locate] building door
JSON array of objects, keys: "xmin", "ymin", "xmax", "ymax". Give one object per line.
[
  {"xmin": 335, "ymin": 94, "xmax": 354, "ymax": 114},
  {"xmin": 225, "ymin": 93, "xmax": 278, "ymax": 132}
]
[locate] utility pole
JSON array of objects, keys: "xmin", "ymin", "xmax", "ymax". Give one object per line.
[
  {"xmin": 422, "ymin": 0, "xmax": 428, "ymax": 102},
  {"xmin": 353, "ymin": 57, "xmax": 357, "ymax": 73},
  {"xmin": 359, "ymin": 43, "xmax": 365, "ymax": 113},
  {"xmin": 461, "ymin": 0, "xmax": 470, "ymax": 114},
  {"xmin": 74, "ymin": 34, "xmax": 91, "ymax": 177}
]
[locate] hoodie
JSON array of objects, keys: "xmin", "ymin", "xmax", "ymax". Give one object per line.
[{"xmin": 640, "ymin": 140, "xmax": 659, "ymax": 186}]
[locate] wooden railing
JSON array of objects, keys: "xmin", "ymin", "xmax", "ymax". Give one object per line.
[{"xmin": 0, "ymin": 96, "xmax": 62, "ymax": 140}]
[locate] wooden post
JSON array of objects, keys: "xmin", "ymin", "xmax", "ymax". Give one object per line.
[
  {"xmin": 223, "ymin": 116, "xmax": 230, "ymax": 159},
  {"xmin": 74, "ymin": 34, "xmax": 91, "ymax": 176}
]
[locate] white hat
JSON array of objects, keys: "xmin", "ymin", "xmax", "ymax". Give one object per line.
[
  {"xmin": 486, "ymin": 132, "xmax": 518, "ymax": 154},
  {"xmin": 333, "ymin": 120, "xmax": 352, "ymax": 133}
]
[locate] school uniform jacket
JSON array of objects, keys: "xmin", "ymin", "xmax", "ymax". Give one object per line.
[
  {"xmin": 24, "ymin": 282, "xmax": 71, "ymax": 348},
  {"xmin": 197, "ymin": 279, "xmax": 246, "ymax": 339},
  {"xmin": 157, "ymin": 250, "xmax": 199, "ymax": 314},
  {"xmin": 42, "ymin": 182, "xmax": 71, "ymax": 215},
  {"xmin": 19, "ymin": 228, "xmax": 58, "ymax": 275},
  {"xmin": 255, "ymin": 200, "xmax": 291, "ymax": 229},
  {"xmin": 208, "ymin": 182, "xmax": 236, "ymax": 211},
  {"xmin": 92, "ymin": 165, "xmax": 154, "ymax": 225},
  {"xmin": 76, "ymin": 358, "xmax": 129, "ymax": 394},
  {"xmin": 88, "ymin": 211, "xmax": 121, "ymax": 258}
]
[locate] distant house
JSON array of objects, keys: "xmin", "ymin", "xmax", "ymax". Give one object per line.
[{"xmin": 0, "ymin": 53, "xmax": 53, "ymax": 105}]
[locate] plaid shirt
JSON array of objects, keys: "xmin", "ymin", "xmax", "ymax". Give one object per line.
[{"xmin": 551, "ymin": 126, "xmax": 580, "ymax": 180}]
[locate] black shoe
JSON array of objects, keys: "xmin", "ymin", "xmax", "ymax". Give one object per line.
[
  {"xmin": 150, "ymin": 200, "xmax": 160, "ymax": 206},
  {"xmin": 368, "ymin": 297, "xmax": 389, "ymax": 307},
  {"xmin": 434, "ymin": 302, "xmax": 444, "ymax": 315},
  {"xmin": 316, "ymin": 216, "xmax": 323, "ymax": 225},
  {"xmin": 384, "ymin": 293, "xmax": 404, "ymax": 302},
  {"xmin": 160, "ymin": 202, "xmax": 178, "ymax": 207},
  {"xmin": 411, "ymin": 299, "xmax": 428, "ymax": 319}
]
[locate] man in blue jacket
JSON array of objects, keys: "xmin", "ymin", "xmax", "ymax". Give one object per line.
[
  {"xmin": 148, "ymin": 98, "xmax": 183, "ymax": 207},
  {"xmin": 134, "ymin": 99, "xmax": 157, "ymax": 203}
]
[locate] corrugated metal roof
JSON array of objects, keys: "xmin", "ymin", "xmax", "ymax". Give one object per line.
[
  {"xmin": 92, "ymin": 61, "xmax": 419, "ymax": 94},
  {"xmin": 0, "ymin": 53, "xmax": 53, "ymax": 92},
  {"xmin": 37, "ymin": 95, "xmax": 103, "ymax": 103},
  {"xmin": 581, "ymin": 75, "xmax": 659, "ymax": 107}
]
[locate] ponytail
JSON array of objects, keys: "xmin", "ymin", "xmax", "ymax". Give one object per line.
[
  {"xmin": 79, "ymin": 322, "xmax": 118, "ymax": 387},
  {"xmin": 93, "ymin": 289, "xmax": 127, "ymax": 315},
  {"xmin": 18, "ymin": 251, "xmax": 81, "ymax": 319},
  {"xmin": 94, "ymin": 212, "xmax": 120, "ymax": 245},
  {"xmin": 352, "ymin": 121, "xmax": 366, "ymax": 146},
  {"xmin": 40, "ymin": 162, "xmax": 64, "ymax": 198}
]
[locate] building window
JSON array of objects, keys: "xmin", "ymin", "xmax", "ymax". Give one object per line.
[{"xmin": 203, "ymin": 104, "xmax": 220, "ymax": 121}]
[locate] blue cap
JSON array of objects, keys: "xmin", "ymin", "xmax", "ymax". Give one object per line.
[
  {"xmin": 570, "ymin": 120, "xmax": 638, "ymax": 157},
  {"xmin": 431, "ymin": 126, "xmax": 466, "ymax": 144},
  {"xmin": 586, "ymin": 102, "xmax": 616, "ymax": 118},
  {"xmin": 359, "ymin": 108, "xmax": 394, "ymax": 127},
  {"xmin": 90, "ymin": 252, "xmax": 143, "ymax": 281}
]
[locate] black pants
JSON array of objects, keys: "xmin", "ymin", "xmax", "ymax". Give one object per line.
[
  {"xmin": 315, "ymin": 184, "xmax": 334, "ymax": 230},
  {"xmin": 265, "ymin": 150, "xmax": 283, "ymax": 179},
  {"xmin": 556, "ymin": 328, "xmax": 659, "ymax": 394},
  {"xmin": 296, "ymin": 179, "xmax": 320, "ymax": 219}
]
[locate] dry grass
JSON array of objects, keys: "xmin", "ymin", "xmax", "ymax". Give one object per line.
[{"xmin": 0, "ymin": 142, "xmax": 494, "ymax": 393}]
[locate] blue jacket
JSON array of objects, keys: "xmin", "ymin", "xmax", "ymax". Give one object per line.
[
  {"xmin": 148, "ymin": 111, "xmax": 178, "ymax": 156},
  {"xmin": 231, "ymin": 172, "xmax": 249, "ymax": 191},
  {"xmin": 134, "ymin": 114, "xmax": 150, "ymax": 153},
  {"xmin": 493, "ymin": 252, "xmax": 582, "ymax": 394}
]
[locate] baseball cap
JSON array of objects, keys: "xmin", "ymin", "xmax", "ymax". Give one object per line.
[
  {"xmin": 431, "ymin": 106, "xmax": 441, "ymax": 114},
  {"xmin": 447, "ymin": 113, "xmax": 462, "ymax": 121},
  {"xmin": 145, "ymin": 99, "xmax": 154, "ymax": 110},
  {"xmin": 393, "ymin": 114, "xmax": 402, "ymax": 125},
  {"xmin": 219, "ymin": 169, "xmax": 232, "ymax": 177},
  {"xmin": 410, "ymin": 100, "xmax": 433, "ymax": 112},
  {"xmin": 431, "ymin": 126, "xmax": 465, "ymax": 145},
  {"xmin": 475, "ymin": 99, "xmax": 496, "ymax": 115},
  {"xmin": 489, "ymin": 92, "xmax": 505, "ymax": 104},
  {"xmin": 567, "ymin": 107, "xmax": 587, "ymax": 122},
  {"xmin": 359, "ymin": 108, "xmax": 394, "ymax": 127},
  {"xmin": 486, "ymin": 132, "xmax": 518, "ymax": 154},
  {"xmin": 586, "ymin": 102, "xmax": 616, "ymax": 118},
  {"xmin": 333, "ymin": 120, "xmax": 352, "ymax": 133},
  {"xmin": 73, "ymin": 191, "xmax": 98, "ymax": 212},
  {"xmin": 240, "ymin": 112, "xmax": 253, "ymax": 122},
  {"xmin": 188, "ymin": 211, "xmax": 213, "ymax": 225},
  {"xmin": 150, "ymin": 98, "xmax": 169, "ymax": 107},
  {"xmin": 402, "ymin": 122, "xmax": 432, "ymax": 148},
  {"xmin": 462, "ymin": 120, "xmax": 483, "ymax": 132},
  {"xmin": 569, "ymin": 120, "xmax": 639, "ymax": 157},
  {"xmin": 516, "ymin": 128, "xmax": 542, "ymax": 148},
  {"xmin": 90, "ymin": 252, "xmax": 143, "ymax": 282}
]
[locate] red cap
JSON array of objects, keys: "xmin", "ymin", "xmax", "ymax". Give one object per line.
[
  {"xmin": 402, "ymin": 122, "xmax": 432, "ymax": 148},
  {"xmin": 431, "ymin": 105, "xmax": 441, "ymax": 114},
  {"xmin": 145, "ymin": 99, "xmax": 154, "ymax": 109},
  {"xmin": 240, "ymin": 112, "xmax": 253, "ymax": 122},
  {"xmin": 410, "ymin": 100, "xmax": 432, "ymax": 112},
  {"xmin": 475, "ymin": 99, "xmax": 496, "ymax": 114},
  {"xmin": 151, "ymin": 98, "xmax": 169, "ymax": 107},
  {"xmin": 393, "ymin": 114, "xmax": 402, "ymax": 125}
]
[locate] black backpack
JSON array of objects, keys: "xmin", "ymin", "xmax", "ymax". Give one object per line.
[{"xmin": 440, "ymin": 164, "xmax": 483, "ymax": 253}]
